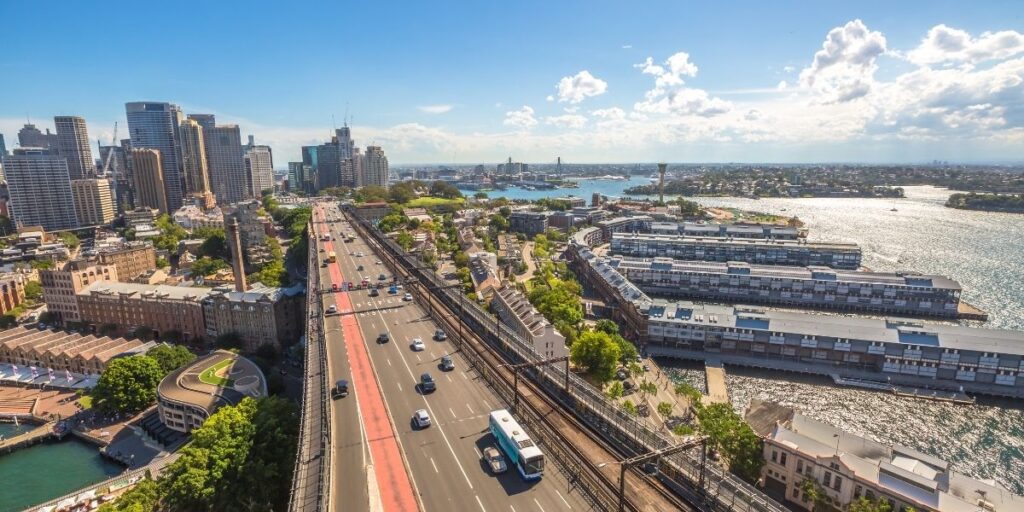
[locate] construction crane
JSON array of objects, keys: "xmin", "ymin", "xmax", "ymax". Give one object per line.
[{"xmin": 99, "ymin": 122, "xmax": 118, "ymax": 176}]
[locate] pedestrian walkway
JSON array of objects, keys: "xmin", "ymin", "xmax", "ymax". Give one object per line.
[{"xmin": 704, "ymin": 358, "xmax": 729, "ymax": 404}]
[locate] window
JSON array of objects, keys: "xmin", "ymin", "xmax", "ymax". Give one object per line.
[
  {"xmin": 792, "ymin": 488, "xmax": 800, "ymax": 499},
  {"xmin": 780, "ymin": 453, "xmax": 788, "ymax": 466},
  {"xmin": 854, "ymin": 485, "xmax": 863, "ymax": 498},
  {"xmin": 771, "ymin": 450, "xmax": 777, "ymax": 463},
  {"xmin": 796, "ymin": 460, "xmax": 803, "ymax": 473},
  {"xmin": 823, "ymin": 471, "xmax": 832, "ymax": 487},
  {"xmin": 833, "ymin": 475, "xmax": 842, "ymax": 491}
]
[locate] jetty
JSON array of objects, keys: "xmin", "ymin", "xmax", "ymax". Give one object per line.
[
  {"xmin": 703, "ymin": 358, "xmax": 730, "ymax": 404},
  {"xmin": 0, "ymin": 420, "xmax": 60, "ymax": 454},
  {"xmin": 830, "ymin": 374, "xmax": 975, "ymax": 405}
]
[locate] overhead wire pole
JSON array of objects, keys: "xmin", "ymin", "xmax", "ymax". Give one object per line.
[{"xmin": 611, "ymin": 436, "xmax": 707, "ymax": 512}]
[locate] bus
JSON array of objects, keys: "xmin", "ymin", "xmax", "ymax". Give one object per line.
[
  {"xmin": 488, "ymin": 409, "xmax": 544, "ymax": 480},
  {"xmin": 328, "ymin": 251, "xmax": 336, "ymax": 263}
]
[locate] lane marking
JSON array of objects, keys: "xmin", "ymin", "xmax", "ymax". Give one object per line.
[
  {"xmin": 387, "ymin": 358, "xmax": 392, "ymax": 367},
  {"xmin": 466, "ymin": 403, "xmax": 474, "ymax": 415},
  {"xmin": 397, "ymin": 382, "xmax": 402, "ymax": 392},
  {"xmin": 449, "ymin": 407, "xmax": 456, "ymax": 419},
  {"xmin": 446, "ymin": 374, "xmax": 453, "ymax": 382},
  {"xmin": 430, "ymin": 457, "xmax": 439, "ymax": 473},
  {"xmin": 475, "ymin": 495, "xmax": 487, "ymax": 512},
  {"xmin": 534, "ymin": 498, "xmax": 547, "ymax": 512},
  {"xmin": 555, "ymin": 489, "xmax": 572, "ymax": 509}
]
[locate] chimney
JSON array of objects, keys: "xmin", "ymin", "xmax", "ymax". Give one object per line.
[
  {"xmin": 658, "ymin": 163, "xmax": 667, "ymax": 204},
  {"xmin": 227, "ymin": 217, "xmax": 248, "ymax": 291}
]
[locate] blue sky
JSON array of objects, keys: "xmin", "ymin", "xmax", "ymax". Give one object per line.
[{"xmin": 2, "ymin": 0, "xmax": 1022, "ymax": 165}]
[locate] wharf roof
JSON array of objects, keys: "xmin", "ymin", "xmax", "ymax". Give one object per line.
[{"xmin": 611, "ymin": 232, "xmax": 860, "ymax": 251}]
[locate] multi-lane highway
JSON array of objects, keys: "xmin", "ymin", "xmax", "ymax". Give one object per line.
[{"xmin": 313, "ymin": 203, "xmax": 593, "ymax": 512}]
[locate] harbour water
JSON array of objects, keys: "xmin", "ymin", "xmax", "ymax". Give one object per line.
[
  {"xmin": 483, "ymin": 180, "xmax": 1024, "ymax": 494},
  {"xmin": 0, "ymin": 428, "xmax": 122, "ymax": 512}
]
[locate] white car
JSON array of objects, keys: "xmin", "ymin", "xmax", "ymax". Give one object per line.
[
  {"xmin": 326, "ymin": 305, "xmax": 337, "ymax": 314},
  {"xmin": 403, "ymin": 293, "xmax": 413, "ymax": 301},
  {"xmin": 483, "ymin": 446, "xmax": 508, "ymax": 474},
  {"xmin": 411, "ymin": 338, "xmax": 425, "ymax": 351},
  {"xmin": 413, "ymin": 409, "xmax": 431, "ymax": 428}
]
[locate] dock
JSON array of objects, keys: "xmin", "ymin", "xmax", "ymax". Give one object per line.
[
  {"xmin": 703, "ymin": 358, "xmax": 730, "ymax": 404},
  {"xmin": 957, "ymin": 301, "xmax": 989, "ymax": 321},
  {"xmin": 0, "ymin": 420, "xmax": 58, "ymax": 454}
]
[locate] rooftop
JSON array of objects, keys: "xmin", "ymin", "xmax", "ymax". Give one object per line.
[
  {"xmin": 79, "ymin": 281, "xmax": 213, "ymax": 301},
  {"xmin": 158, "ymin": 349, "xmax": 267, "ymax": 415}
]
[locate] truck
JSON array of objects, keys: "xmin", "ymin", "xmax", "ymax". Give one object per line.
[{"xmin": 328, "ymin": 251, "xmax": 337, "ymax": 263}]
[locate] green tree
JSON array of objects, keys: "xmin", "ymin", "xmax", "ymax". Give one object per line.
[
  {"xmin": 147, "ymin": 344, "xmax": 197, "ymax": 374},
  {"xmin": 191, "ymin": 256, "xmax": 228, "ymax": 278},
  {"xmin": 696, "ymin": 403, "xmax": 764, "ymax": 482},
  {"xmin": 388, "ymin": 182, "xmax": 417, "ymax": 204},
  {"xmin": 473, "ymin": 191, "xmax": 489, "ymax": 199},
  {"xmin": 396, "ymin": 232, "xmax": 413, "ymax": 251},
  {"xmin": 92, "ymin": 355, "xmax": 164, "ymax": 413},
  {"xmin": 615, "ymin": 336, "xmax": 638, "ymax": 365},
  {"xmin": 97, "ymin": 477, "xmax": 159, "ymax": 512},
  {"xmin": 605, "ymin": 381, "xmax": 624, "ymax": 399},
  {"xmin": 674, "ymin": 382, "xmax": 703, "ymax": 404},
  {"xmin": 30, "ymin": 259, "xmax": 54, "ymax": 270},
  {"xmin": 657, "ymin": 401, "xmax": 674, "ymax": 418},
  {"xmin": 595, "ymin": 319, "xmax": 619, "ymax": 335},
  {"xmin": 355, "ymin": 185, "xmax": 389, "ymax": 203},
  {"xmin": 429, "ymin": 180, "xmax": 462, "ymax": 199},
  {"xmin": 197, "ymin": 229, "xmax": 229, "ymax": 260},
  {"xmin": 673, "ymin": 424, "xmax": 695, "ymax": 436},
  {"xmin": 378, "ymin": 213, "xmax": 406, "ymax": 232},
  {"xmin": 639, "ymin": 380, "xmax": 658, "ymax": 402},
  {"xmin": 24, "ymin": 281, "xmax": 42, "ymax": 301},
  {"xmin": 622, "ymin": 399, "xmax": 638, "ymax": 416},
  {"xmin": 58, "ymin": 231, "xmax": 80, "ymax": 248},
  {"xmin": 155, "ymin": 257, "xmax": 169, "ymax": 269},
  {"xmin": 569, "ymin": 330, "xmax": 621, "ymax": 383}
]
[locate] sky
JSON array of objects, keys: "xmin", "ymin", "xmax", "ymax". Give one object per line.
[{"xmin": 1, "ymin": 0, "xmax": 1022, "ymax": 166}]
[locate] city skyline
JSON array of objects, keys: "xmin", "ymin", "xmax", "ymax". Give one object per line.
[{"xmin": 1, "ymin": 1, "xmax": 1022, "ymax": 165}]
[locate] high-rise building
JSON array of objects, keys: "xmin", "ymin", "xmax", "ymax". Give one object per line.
[
  {"xmin": 362, "ymin": 145, "xmax": 389, "ymax": 188},
  {"xmin": 17, "ymin": 123, "xmax": 57, "ymax": 150},
  {"xmin": 71, "ymin": 178, "xmax": 116, "ymax": 225},
  {"xmin": 244, "ymin": 139, "xmax": 274, "ymax": 197},
  {"xmin": 0, "ymin": 133, "xmax": 7, "ymax": 155},
  {"xmin": 1, "ymin": 148, "xmax": 78, "ymax": 230},
  {"xmin": 131, "ymin": 148, "xmax": 170, "ymax": 214},
  {"xmin": 344, "ymin": 147, "xmax": 362, "ymax": 187},
  {"xmin": 178, "ymin": 118, "xmax": 213, "ymax": 200},
  {"xmin": 54, "ymin": 116, "xmax": 94, "ymax": 180},
  {"xmin": 287, "ymin": 162, "xmax": 302, "ymax": 192},
  {"xmin": 125, "ymin": 102, "xmax": 185, "ymax": 211},
  {"xmin": 335, "ymin": 126, "xmax": 355, "ymax": 159},
  {"xmin": 192, "ymin": 115, "xmax": 246, "ymax": 204},
  {"xmin": 99, "ymin": 143, "xmax": 132, "ymax": 213},
  {"xmin": 315, "ymin": 139, "xmax": 342, "ymax": 189}
]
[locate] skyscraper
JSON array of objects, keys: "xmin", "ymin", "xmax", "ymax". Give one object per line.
[
  {"xmin": 17, "ymin": 123, "xmax": 57, "ymax": 150},
  {"xmin": 178, "ymin": 118, "xmax": 213, "ymax": 199},
  {"xmin": 71, "ymin": 178, "xmax": 116, "ymax": 225},
  {"xmin": 125, "ymin": 102, "xmax": 185, "ymax": 211},
  {"xmin": 362, "ymin": 146, "xmax": 389, "ymax": 188},
  {"xmin": 191, "ymin": 115, "xmax": 246, "ymax": 204},
  {"xmin": 244, "ymin": 140, "xmax": 274, "ymax": 197},
  {"xmin": 345, "ymin": 147, "xmax": 362, "ymax": 188},
  {"xmin": 2, "ymin": 148, "xmax": 78, "ymax": 230},
  {"xmin": 100, "ymin": 142, "xmax": 132, "ymax": 212},
  {"xmin": 287, "ymin": 162, "xmax": 302, "ymax": 192},
  {"xmin": 0, "ymin": 133, "xmax": 7, "ymax": 155},
  {"xmin": 315, "ymin": 139, "xmax": 342, "ymax": 189},
  {"xmin": 54, "ymin": 116, "xmax": 95, "ymax": 180},
  {"xmin": 335, "ymin": 126, "xmax": 355, "ymax": 159},
  {"xmin": 131, "ymin": 148, "xmax": 169, "ymax": 214}
]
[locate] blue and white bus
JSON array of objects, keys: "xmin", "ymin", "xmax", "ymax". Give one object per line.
[{"xmin": 488, "ymin": 409, "xmax": 544, "ymax": 480}]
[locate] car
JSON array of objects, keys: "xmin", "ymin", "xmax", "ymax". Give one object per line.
[
  {"xmin": 419, "ymin": 373, "xmax": 436, "ymax": 393},
  {"xmin": 440, "ymin": 355, "xmax": 454, "ymax": 371},
  {"xmin": 369, "ymin": 288, "xmax": 379, "ymax": 297},
  {"xmin": 615, "ymin": 369, "xmax": 628, "ymax": 381},
  {"xmin": 375, "ymin": 260, "xmax": 382, "ymax": 265},
  {"xmin": 331, "ymin": 283, "xmax": 339, "ymax": 291},
  {"xmin": 357, "ymin": 265, "xmax": 364, "ymax": 271},
  {"xmin": 378, "ymin": 273, "xmax": 387, "ymax": 281},
  {"xmin": 388, "ymin": 285, "xmax": 398, "ymax": 295},
  {"xmin": 331, "ymin": 379, "xmax": 349, "ymax": 399},
  {"xmin": 326, "ymin": 305, "xmax": 337, "ymax": 314},
  {"xmin": 434, "ymin": 329, "xmax": 447, "ymax": 341},
  {"xmin": 377, "ymin": 332, "xmax": 390, "ymax": 344},
  {"xmin": 403, "ymin": 293, "xmax": 413, "ymax": 301},
  {"xmin": 482, "ymin": 446, "xmax": 508, "ymax": 474},
  {"xmin": 319, "ymin": 247, "xmax": 325, "ymax": 252},
  {"xmin": 411, "ymin": 338, "xmax": 425, "ymax": 351},
  {"xmin": 413, "ymin": 409, "xmax": 431, "ymax": 428}
]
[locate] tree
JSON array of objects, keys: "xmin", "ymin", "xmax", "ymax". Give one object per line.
[
  {"xmin": 639, "ymin": 380, "xmax": 658, "ymax": 402},
  {"xmin": 473, "ymin": 191, "xmax": 489, "ymax": 199},
  {"xmin": 673, "ymin": 424, "xmax": 695, "ymax": 436},
  {"xmin": 605, "ymin": 381, "xmax": 624, "ymax": 399},
  {"xmin": 615, "ymin": 336, "xmax": 638, "ymax": 365},
  {"xmin": 488, "ymin": 214, "xmax": 509, "ymax": 232},
  {"xmin": 429, "ymin": 180, "xmax": 462, "ymax": 199},
  {"xmin": 147, "ymin": 344, "xmax": 196, "ymax": 374},
  {"xmin": 97, "ymin": 478, "xmax": 159, "ymax": 512},
  {"xmin": 24, "ymin": 281, "xmax": 42, "ymax": 301},
  {"xmin": 197, "ymin": 230, "xmax": 228, "ymax": 260},
  {"xmin": 191, "ymin": 256, "xmax": 228, "ymax": 278},
  {"xmin": 378, "ymin": 213, "xmax": 406, "ymax": 233},
  {"xmin": 453, "ymin": 251, "xmax": 469, "ymax": 268},
  {"xmin": 622, "ymin": 399, "xmax": 638, "ymax": 416},
  {"xmin": 657, "ymin": 402, "xmax": 674, "ymax": 418},
  {"xmin": 132, "ymin": 326, "xmax": 154, "ymax": 340},
  {"xmin": 58, "ymin": 231, "xmax": 80, "ymax": 249},
  {"xmin": 595, "ymin": 319, "xmax": 618, "ymax": 335},
  {"xmin": 569, "ymin": 330, "xmax": 621, "ymax": 383},
  {"xmin": 800, "ymin": 479, "xmax": 829, "ymax": 511},
  {"xmin": 846, "ymin": 496, "xmax": 897, "ymax": 512},
  {"xmin": 388, "ymin": 182, "xmax": 416, "ymax": 204},
  {"xmin": 92, "ymin": 355, "xmax": 164, "ymax": 414},
  {"xmin": 396, "ymin": 232, "xmax": 413, "ymax": 251},
  {"xmin": 695, "ymin": 403, "xmax": 764, "ymax": 482},
  {"xmin": 674, "ymin": 382, "xmax": 702, "ymax": 404},
  {"xmin": 155, "ymin": 257, "xmax": 169, "ymax": 269},
  {"xmin": 355, "ymin": 185, "xmax": 389, "ymax": 203}
]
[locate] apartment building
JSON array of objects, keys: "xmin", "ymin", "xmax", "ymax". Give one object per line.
[
  {"xmin": 0, "ymin": 273, "xmax": 26, "ymax": 316},
  {"xmin": 610, "ymin": 256, "xmax": 962, "ymax": 318},
  {"xmin": 77, "ymin": 282, "xmax": 210, "ymax": 340},
  {"xmin": 40, "ymin": 260, "xmax": 119, "ymax": 324},
  {"xmin": 96, "ymin": 242, "xmax": 158, "ymax": 282},
  {"xmin": 753, "ymin": 403, "xmax": 1023, "ymax": 512},
  {"xmin": 490, "ymin": 284, "xmax": 567, "ymax": 360},
  {"xmin": 610, "ymin": 232, "xmax": 862, "ymax": 269},
  {"xmin": 509, "ymin": 211, "xmax": 549, "ymax": 237},
  {"xmin": 201, "ymin": 283, "xmax": 304, "ymax": 351},
  {"xmin": 71, "ymin": 178, "xmax": 116, "ymax": 225}
]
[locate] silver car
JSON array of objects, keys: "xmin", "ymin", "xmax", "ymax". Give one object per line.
[
  {"xmin": 413, "ymin": 409, "xmax": 431, "ymax": 429},
  {"xmin": 482, "ymin": 446, "xmax": 507, "ymax": 474}
]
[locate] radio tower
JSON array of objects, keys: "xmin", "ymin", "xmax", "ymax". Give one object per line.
[{"xmin": 658, "ymin": 162, "xmax": 667, "ymax": 204}]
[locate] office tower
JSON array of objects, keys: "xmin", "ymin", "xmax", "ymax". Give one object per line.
[
  {"xmin": 191, "ymin": 115, "xmax": 246, "ymax": 204},
  {"xmin": 362, "ymin": 145, "xmax": 389, "ymax": 188},
  {"xmin": 131, "ymin": 148, "xmax": 169, "ymax": 214},
  {"xmin": 17, "ymin": 123, "xmax": 58, "ymax": 150},
  {"xmin": 244, "ymin": 138, "xmax": 274, "ymax": 197},
  {"xmin": 178, "ymin": 118, "xmax": 212, "ymax": 198},
  {"xmin": 99, "ymin": 143, "xmax": 132, "ymax": 212},
  {"xmin": 71, "ymin": 178, "xmax": 116, "ymax": 225},
  {"xmin": 344, "ymin": 147, "xmax": 362, "ymax": 187},
  {"xmin": 2, "ymin": 148, "xmax": 77, "ymax": 230},
  {"xmin": 316, "ymin": 139, "xmax": 342, "ymax": 189},
  {"xmin": 287, "ymin": 162, "xmax": 302, "ymax": 192},
  {"xmin": 335, "ymin": 126, "xmax": 355, "ymax": 159},
  {"xmin": 125, "ymin": 102, "xmax": 185, "ymax": 211},
  {"xmin": 0, "ymin": 133, "xmax": 7, "ymax": 155},
  {"xmin": 54, "ymin": 116, "xmax": 94, "ymax": 180}
]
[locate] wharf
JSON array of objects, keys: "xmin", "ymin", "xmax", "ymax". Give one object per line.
[
  {"xmin": 957, "ymin": 301, "xmax": 989, "ymax": 321},
  {"xmin": 0, "ymin": 420, "xmax": 58, "ymax": 454},
  {"xmin": 703, "ymin": 359, "xmax": 730, "ymax": 404}
]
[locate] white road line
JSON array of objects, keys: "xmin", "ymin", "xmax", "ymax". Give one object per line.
[
  {"xmin": 473, "ymin": 445, "xmax": 483, "ymax": 458},
  {"xmin": 461, "ymin": 372, "xmax": 468, "ymax": 380},
  {"xmin": 534, "ymin": 498, "xmax": 547, "ymax": 512},
  {"xmin": 449, "ymin": 407, "xmax": 456, "ymax": 419},
  {"xmin": 475, "ymin": 495, "xmax": 487, "ymax": 512},
  {"xmin": 446, "ymin": 374, "xmax": 453, "ymax": 382},
  {"xmin": 430, "ymin": 457, "xmax": 439, "ymax": 473},
  {"xmin": 555, "ymin": 489, "xmax": 572, "ymax": 509},
  {"xmin": 509, "ymin": 506, "xmax": 517, "ymax": 512},
  {"xmin": 466, "ymin": 403, "xmax": 474, "ymax": 414},
  {"xmin": 387, "ymin": 358, "xmax": 392, "ymax": 367},
  {"xmin": 397, "ymin": 382, "xmax": 402, "ymax": 392}
]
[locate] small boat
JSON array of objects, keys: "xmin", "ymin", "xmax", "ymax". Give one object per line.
[{"xmin": 890, "ymin": 208, "xmax": 898, "ymax": 212}]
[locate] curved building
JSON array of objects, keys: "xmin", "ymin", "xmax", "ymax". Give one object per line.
[{"xmin": 156, "ymin": 349, "xmax": 266, "ymax": 433}]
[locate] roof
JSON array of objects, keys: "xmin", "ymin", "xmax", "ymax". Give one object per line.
[
  {"xmin": 612, "ymin": 232, "xmax": 860, "ymax": 252},
  {"xmin": 79, "ymin": 281, "xmax": 212, "ymax": 301},
  {"xmin": 157, "ymin": 349, "xmax": 266, "ymax": 414}
]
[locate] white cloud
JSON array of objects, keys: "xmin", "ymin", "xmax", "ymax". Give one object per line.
[
  {"xmin": 633, "ymin": 51, "xmax": 731, "ymax": 117},
  {"xmin": 544, "ymin": 114, "xmax": 587, "ymax": 129},
  {"xmin": 417, "ymin": 104, "xmax": 453, "ymax": 114},
  {"xmin": 799, "ymin": 19, "xmax": 887, "ymax": 103},
  {"xmin": 906, "ymin": 24, "xmax": 1024, "ymax": 65},
  {"xmin": 591, "ymin": 107, "xmax": 626, "ymax": 120},
  {"xmin": 555, "ymin": 70, "xmax": 609, "ymax": 104},
  {"xmin": 503, "ymin": 105, "xmax": 537, "ymax": 129},
  {"xmin": 546, "ymin": 95, "xmax": 555, "ymax": 102},
  {"xmin": 622, "ymin": 44, "xmax": 632, "ymax": 49},
  {"xmin": 777, "ymin": 80, "xmax": 788, "ymax": 90},
  {"xmin": 783, "ymin": 65, "xmax": 796, "ymax": 73}
]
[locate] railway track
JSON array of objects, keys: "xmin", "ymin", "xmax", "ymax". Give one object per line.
[{"xmin": 348, "ymin": 213, "xmax": 694, "ymax": 512}]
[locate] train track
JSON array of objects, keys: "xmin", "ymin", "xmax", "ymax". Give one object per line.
[{"xmin": 349, "ymin": 213, "xmax": 693, "ymax": 512}]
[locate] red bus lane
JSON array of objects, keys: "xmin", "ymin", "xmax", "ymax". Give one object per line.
[{"xmin": 321, "ymin": 225, "xmax": 419, "ymax": 512}]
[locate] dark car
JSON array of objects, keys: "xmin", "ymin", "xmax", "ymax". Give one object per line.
[
  {"xmin": 420, "ymin": 373, "xmax": 436, "ymax": 393},
  {"xmin": 369, "ymin": 288, "xmax": 379, "ymax": 297},
  {"xmin": 377, "ymin": 332, "xmax": 390, "ymax": 344},
  {"xmin": 440, "ymin": 356, "xmax": 454, "ymax": 371},
  {"xmin": 434, "ymin": 329, "xmax": 447, "ymax": 341},
  {"xmin": 331, "ymin": 379, "xmax": 349, "ymax": 399}
]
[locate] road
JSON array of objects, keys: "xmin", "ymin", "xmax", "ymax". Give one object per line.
[{"xmin": 315, "ymin": 203, "xmax": 594, "ymax": 512}]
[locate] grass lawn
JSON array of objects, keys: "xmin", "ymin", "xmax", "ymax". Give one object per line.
[
  {"xmin": 199, "ymin": 359, "xmax": 235, "ymax": 387},
  {"xmin": 406, "ymin": 197, "xmax": 464, "ymax": 208}
]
